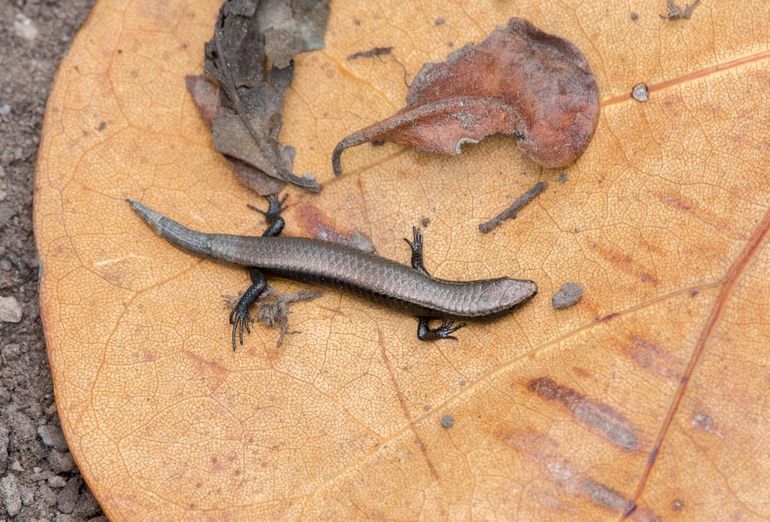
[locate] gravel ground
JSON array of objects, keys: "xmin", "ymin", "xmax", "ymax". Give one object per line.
[{"xmin": 0, "ymin": 1, "xmax": 104, "ymax": 520}]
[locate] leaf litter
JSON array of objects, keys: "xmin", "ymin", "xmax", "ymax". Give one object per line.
[
  {"xmin": 187, "ymin": 0, "xmax": 329, "ymax": 194},
  {"xmin": 332, "ymin": 18, "xmax": 599, "ymax": 175}
]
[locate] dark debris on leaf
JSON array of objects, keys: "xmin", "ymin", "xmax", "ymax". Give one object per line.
[
  {"xmin": 190, "ymin": 0, "xmax": 329, "ymax": 194},
  {"xmin": 552, "ymin": 282, "xmax": 584, "ymax": 309},
  {"xmin": 347, "ymin": 46, "xmax": 393, "ymax": 60},
  {"xmin": 661, "ymin": 0, "xmax": 700, "ymax": 20},
  {"xmin": 479, "ymin": 181, "xmax": 548, "ymax": 233}
]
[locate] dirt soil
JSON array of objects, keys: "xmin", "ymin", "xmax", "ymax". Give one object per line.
[{"xmin": 0, "ymin": 1, "xmax": 103, "ymax": 520}]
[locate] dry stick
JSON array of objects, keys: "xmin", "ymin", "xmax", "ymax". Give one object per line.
[{"xmin": 478, "ymin": 181, "xmax": 548, "ymax": 233}]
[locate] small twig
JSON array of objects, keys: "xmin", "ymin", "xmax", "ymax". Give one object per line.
[
  {"xmin": 347, "ymin": 46, "xmax": 393, "ymax": 60},
  {"xmin": 479, "ymin": 181, "xmax": 548, "ymax": 233}
]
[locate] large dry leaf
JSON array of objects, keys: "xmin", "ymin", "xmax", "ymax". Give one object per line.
[{"xmin": 35, "ymin": 0, "xmax": 770, "ymax": 520}]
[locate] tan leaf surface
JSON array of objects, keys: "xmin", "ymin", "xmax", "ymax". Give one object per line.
[{"xmin": 35, "ymin": 1, "xmax": 770, "ymax": 520}]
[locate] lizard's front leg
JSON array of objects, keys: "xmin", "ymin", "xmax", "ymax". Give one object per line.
[{"xmin": 230, "ymin": 194, "xmax": 288, "ymax": 350}]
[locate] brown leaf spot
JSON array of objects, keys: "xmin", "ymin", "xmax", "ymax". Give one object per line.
[
  {"xmin": 332, "ymin": 17, "xmax": 599, "ymax": 175},
  {"xmin": 691, "ymin": 411, "xmax": 720, "ymax": 436},
  {"xmin": 184, "ymin": 351, "xmax": 230, "ymax": 393},
  {"xmin": 597, "ymin": 312, "xmax": 620, "ymax": 323},
  {"xmin": 501, "ymin": 430, "xmax": 642, "ymax": 515},
  {"xmin": 590, "ymin": 242, "xmax": 658, "ymax": 285},
  {"xmin": 296, "ymin": 203, "xmax": 375, "ymax": 252},
  {"xmin": 528, "ymin": 377, "xmax": 639, "ymax": 451},
  {"xmin": 621, "ymin": 336, "xmax": 683, "ymax": 380}
]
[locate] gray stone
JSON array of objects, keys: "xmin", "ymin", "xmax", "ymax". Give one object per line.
[
  {"xmin": 0, "ymin": 296, "xmax": 22, "ymax": 323},
  {"xmin": 75, "ymin": 489, "xmax": 101, "ymax": 518},
  {"xmin": 56, "ymin": 477, "xmax": 81, "ymax": 514},
  {"xmin": 19, "ymin": 484, "xmax": 34, "ymax": 505},
  {"xmin": 551, "ymin": 282, "xmax": 585, "ymax": 309},
  {"xmin": 36, "ymin": 484, "xmax": 56, "ymax": 508},
  {"xmin": 1, "ymin": 474, "xmax": 21, "ymax": 517},
  {"xmin": 48, "ymin": 451, "xmax": 74, "ymax": 473},
  {"xmin": 14, "ymin": 14, "xmax": 38, "ymax": 41},
  {"xmin": 48, "ymin": 475, "xmax": 67, "ymax": 488},
  {"xmin": 37, "ymin": 424, "xmax": 68, "ymax": 451},
  {"xmin": 0, "ymin": 424, "xmax": 8, "ymax": 475},
  {"xmin": 6, "ymin": 410, "xmax": 35, "ymax": 442},
  {"xmin": 631, "ymin": 83, "xmax": 649, "ymax": 103}
]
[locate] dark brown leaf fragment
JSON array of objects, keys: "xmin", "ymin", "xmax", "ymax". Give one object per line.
[
  {"xmin": 332, "ymin": 18, "xmax": 599, "ymax": 175},
  {"xmin": 186, "ymin": 75, "xmax": 286, "ymax": 195},
  {"xmin": 347, "ymin": 46, "xmax": 393, "ymax": 60},
  {"xmin": 198, "ymin": 0, "xmax": 329, "ymax": 193},
  {"xmin": 661, "ymin": 0, "xmax": 701, "ymax": 20},
  {"xmin": 479, "ymin": 181, "xmax": 547, "ymax": 233}
]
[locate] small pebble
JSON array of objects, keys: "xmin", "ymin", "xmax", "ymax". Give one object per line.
[
  {"xmin": 14, "ymin": 13, "xmax": 39, "ymax": 41},
  {"xmin": 10, "ymin": 460, "xmax": 23, "ymax": 472},
  {"xmin": 631, "ymin": 83, "xmax": 649, "ymax": 102},
  {"xmin": 0, "ymin": 425, "xmax": 8, "ymax": 475},
  {"xmin": 0, "ymin": 105, "xmax": 10, "ymax": 116},
  {"xmin": 76, "ymin": 490, "xmax": 101, "ymax": 517},
  {"xmin": 1, "ymin": 474, "xmax": 22, "ymax": 517},
  {"xmin": 57, "ymin": 477, "xmax": 81, "ymax": 514},
  {"xmin": 630, "ymin": 11, "xmax": 639, "ymax": 21},
  {"xmin": 435, "ymin": 17, "xmax": 446, "ymax": 25},
  {"xmin": 552, "ymin": 282, "xmax": 584, "ymax": 309},
  {"xmin": 48, "ymin": 451, "xmax": 74, "ymax": 473},
  {"xmin": 0, "ymin": 260, "xmax": 9, "ymax": 272},
  {"xmin": 0, "ymin": 295, "xmax": 22, "ymax": 323},
  {"xmin": 37, "ymin": 424, "xmax": 69, "ymax": 451},
  {"xmin": 48, "ymin": 475, "xmax": 67, "ymax": 488},
  {"xmin": 440, "ymin": 414, "xmax": 455, "ymax": 429},
  {"xmin": 19, "ymin": 484, "xmax": 34, "ymax": 506},
  {"xmin": 37, "ymin": 484, "xmax": 56, "ymax": 508}
]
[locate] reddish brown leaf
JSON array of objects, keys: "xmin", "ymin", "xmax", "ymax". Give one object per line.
[{"xmin": 332, "ymin": 17, "xmax": 599, "ymax": 174}]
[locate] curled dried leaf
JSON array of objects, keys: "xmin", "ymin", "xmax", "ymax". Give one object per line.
[
  {"xmin": 200, "ymin": 0, "xmax": 329, "ymax": 193},
  {"xmin": 332, "ymin": 18, "xmax": 599, "ymax": 175}
]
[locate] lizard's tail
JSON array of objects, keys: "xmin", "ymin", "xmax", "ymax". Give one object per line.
[{"xmin": 127, "ymin": 200, "xmax": 213, "ymax": 257}]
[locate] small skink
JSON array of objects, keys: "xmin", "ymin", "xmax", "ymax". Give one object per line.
[{"xmin": 127, "ymin": 196, "xmax": 537, "ymax": 349}]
